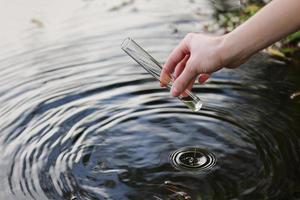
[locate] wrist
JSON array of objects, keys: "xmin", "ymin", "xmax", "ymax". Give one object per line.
[{"xmin": 219, "ymin": 32, "xmax": 254, "ymax": 68}]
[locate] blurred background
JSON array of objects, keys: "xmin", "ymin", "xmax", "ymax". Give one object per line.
[{"xmin": 0, "ymin": 0, "xmax": 299, "ymax": 199}]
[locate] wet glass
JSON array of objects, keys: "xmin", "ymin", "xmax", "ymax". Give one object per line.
[
  {"xmin": 2, "ymin": 1, "xmax": 300, "ymax": 199},
  {"xmin": 121, "ymin": 37, "xmax": 203, "ymax": 111}
]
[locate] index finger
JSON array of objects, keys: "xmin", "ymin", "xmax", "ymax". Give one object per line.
[{"xmin": 160, "ymin": 39, "xmax": 190, "ymax": 85}]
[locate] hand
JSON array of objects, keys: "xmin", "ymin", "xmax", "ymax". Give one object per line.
[
  {"xmin": 161, "ymin": 0, "xmax": 300, "ymax": 97},
  {"xmin": 160, "ymin": 33, "xmax": 244, "ymax": 97}
]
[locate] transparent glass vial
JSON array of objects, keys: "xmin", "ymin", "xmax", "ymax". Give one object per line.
[{"xmin": 121, "ymin": 37, "xmax": 203, "ymax": 111}]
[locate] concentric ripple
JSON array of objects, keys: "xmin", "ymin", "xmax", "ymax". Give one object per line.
[
  {"xmin": 0, "ymin": 0, "xmax": 300, "ymax": 200},
  {"xmin": 170, "ymin": 147, "xmax": 217, "ymax": 171}
]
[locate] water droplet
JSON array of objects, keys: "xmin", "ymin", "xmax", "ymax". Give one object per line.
[{"xmin": 170, "ymin": 147, "xmax": 216, "ymax": 171}]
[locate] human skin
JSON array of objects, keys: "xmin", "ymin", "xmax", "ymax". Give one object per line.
[{"xmin": 160, "ymin": 0, "xmax": 300, "ymax": 97}]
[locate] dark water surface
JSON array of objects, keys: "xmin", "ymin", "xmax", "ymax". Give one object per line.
[{"xmin": 0, "ymin": 0, "xmax": 300, "ymax": 199}]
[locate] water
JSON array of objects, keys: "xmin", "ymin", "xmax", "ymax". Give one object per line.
[
  {"xmin": 121, "ymin": 37, "xmax": 203, "ymax": 112},
  {"xmin": 179, "ymin": 96, "xmax": 203, "ymax": 112},
  {"xmin": 0, "ymin": 0, "xmax": 300, "ymax": 199},
  {"xmin": 170, "ymin": 147, "xmax": 217, "ymax": 171}
]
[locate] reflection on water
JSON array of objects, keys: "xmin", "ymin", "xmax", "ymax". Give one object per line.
[{"xmin": 0, "ymin": 0, "xmax": 300, "ymax": 199}]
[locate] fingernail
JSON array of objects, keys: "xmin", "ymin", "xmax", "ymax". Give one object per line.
[{"xmin": 171, "ymin": 86, "xmax": 179, "ymax": 97}]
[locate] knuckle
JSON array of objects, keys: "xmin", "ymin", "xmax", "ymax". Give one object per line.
[
  {"xmin": 184, "ymin": 32, "xmax": 194, "ymax": 43},
  {"xmin": 195, "ymin": 60, "xmax": 208, "ymax": 74},
  {"xmin": 162, "ymin": 65, "xmax": 169, "ymax": 73},
  {"xmin": 186, "ymin": 65, "xmax": 196, "ymax": 75},
  {"xmin": 174, "ymin": 81, "xmax": 184, "ymax": 92}
]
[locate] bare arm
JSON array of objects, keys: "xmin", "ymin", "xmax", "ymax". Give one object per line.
[
  {"xmin": 160, "ymin": 0, "xmax": 300, "ymax": 97},
  {"xmin": 222, "ymin": 0, "xmax": 300, "ymax": 67}
]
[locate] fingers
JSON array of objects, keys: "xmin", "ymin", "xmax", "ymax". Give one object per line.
[
  {"xmin": 171, "ymin": 57, "xmax": 197, "ymax": 97},
  {"xmin": 174, "ymin": 55, "xmax": 190, "ymax": 78},
  {"xmin": 198, "ymin": 73, "xmax": 210, "ymax": 84},
  {"xmin": 171, "ymin": 55, "xmax": 195, "ymax": 97},
  {"xmin": 160, "ymin": 54, "xmax": 189, "ymax": 87},
  {"xmin": 159, "ymin": 69, "xmax": 172, "ymax": 87},
  {"xmin": 181, "ymin": 77, "xmax": 196, "ymax": 97},
  {"xmin": 160, "ymin": 39, "xmax": 189, "ymax": 85},
  {"xmin": 187, "ymin": 77, "xmax": 196, "ymax": 91}
]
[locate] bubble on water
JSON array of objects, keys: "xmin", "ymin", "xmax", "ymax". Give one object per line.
[{"xmin": 170, "ymin": 147, "xmax": 216, "ymax": 172}]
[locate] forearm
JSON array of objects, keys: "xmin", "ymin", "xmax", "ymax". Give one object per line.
[
  {"xmin": 222, "ymin": 0, "xmax": 300, "ymax": 65},
  {"xmin": 161, "ymin": 0, "xmax": 300, "ymax": 95}
]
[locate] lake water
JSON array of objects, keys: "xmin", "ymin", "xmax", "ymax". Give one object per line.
[{"xmin": 0, "ymin": 0, "xmax": 300, "ymax": 199}]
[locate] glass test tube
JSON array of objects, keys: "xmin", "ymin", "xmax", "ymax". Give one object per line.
[{"xmin": 121, "ymin": 37, "xmax": 203, "ymax": 111}]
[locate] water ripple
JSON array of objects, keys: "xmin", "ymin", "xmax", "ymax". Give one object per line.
[{"xmin": 0, "ymin": 0, "xmax": 300, "ymax": 199}]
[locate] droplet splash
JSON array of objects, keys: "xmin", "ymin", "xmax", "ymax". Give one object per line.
[{"xmin": 170, "ymin": 147, "xmax": 217, "ymax": 171}]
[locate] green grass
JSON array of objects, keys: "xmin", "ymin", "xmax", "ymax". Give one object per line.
[{"xmin": 208, "ymin": 1, "xmax": 300, "ymax": 61}]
